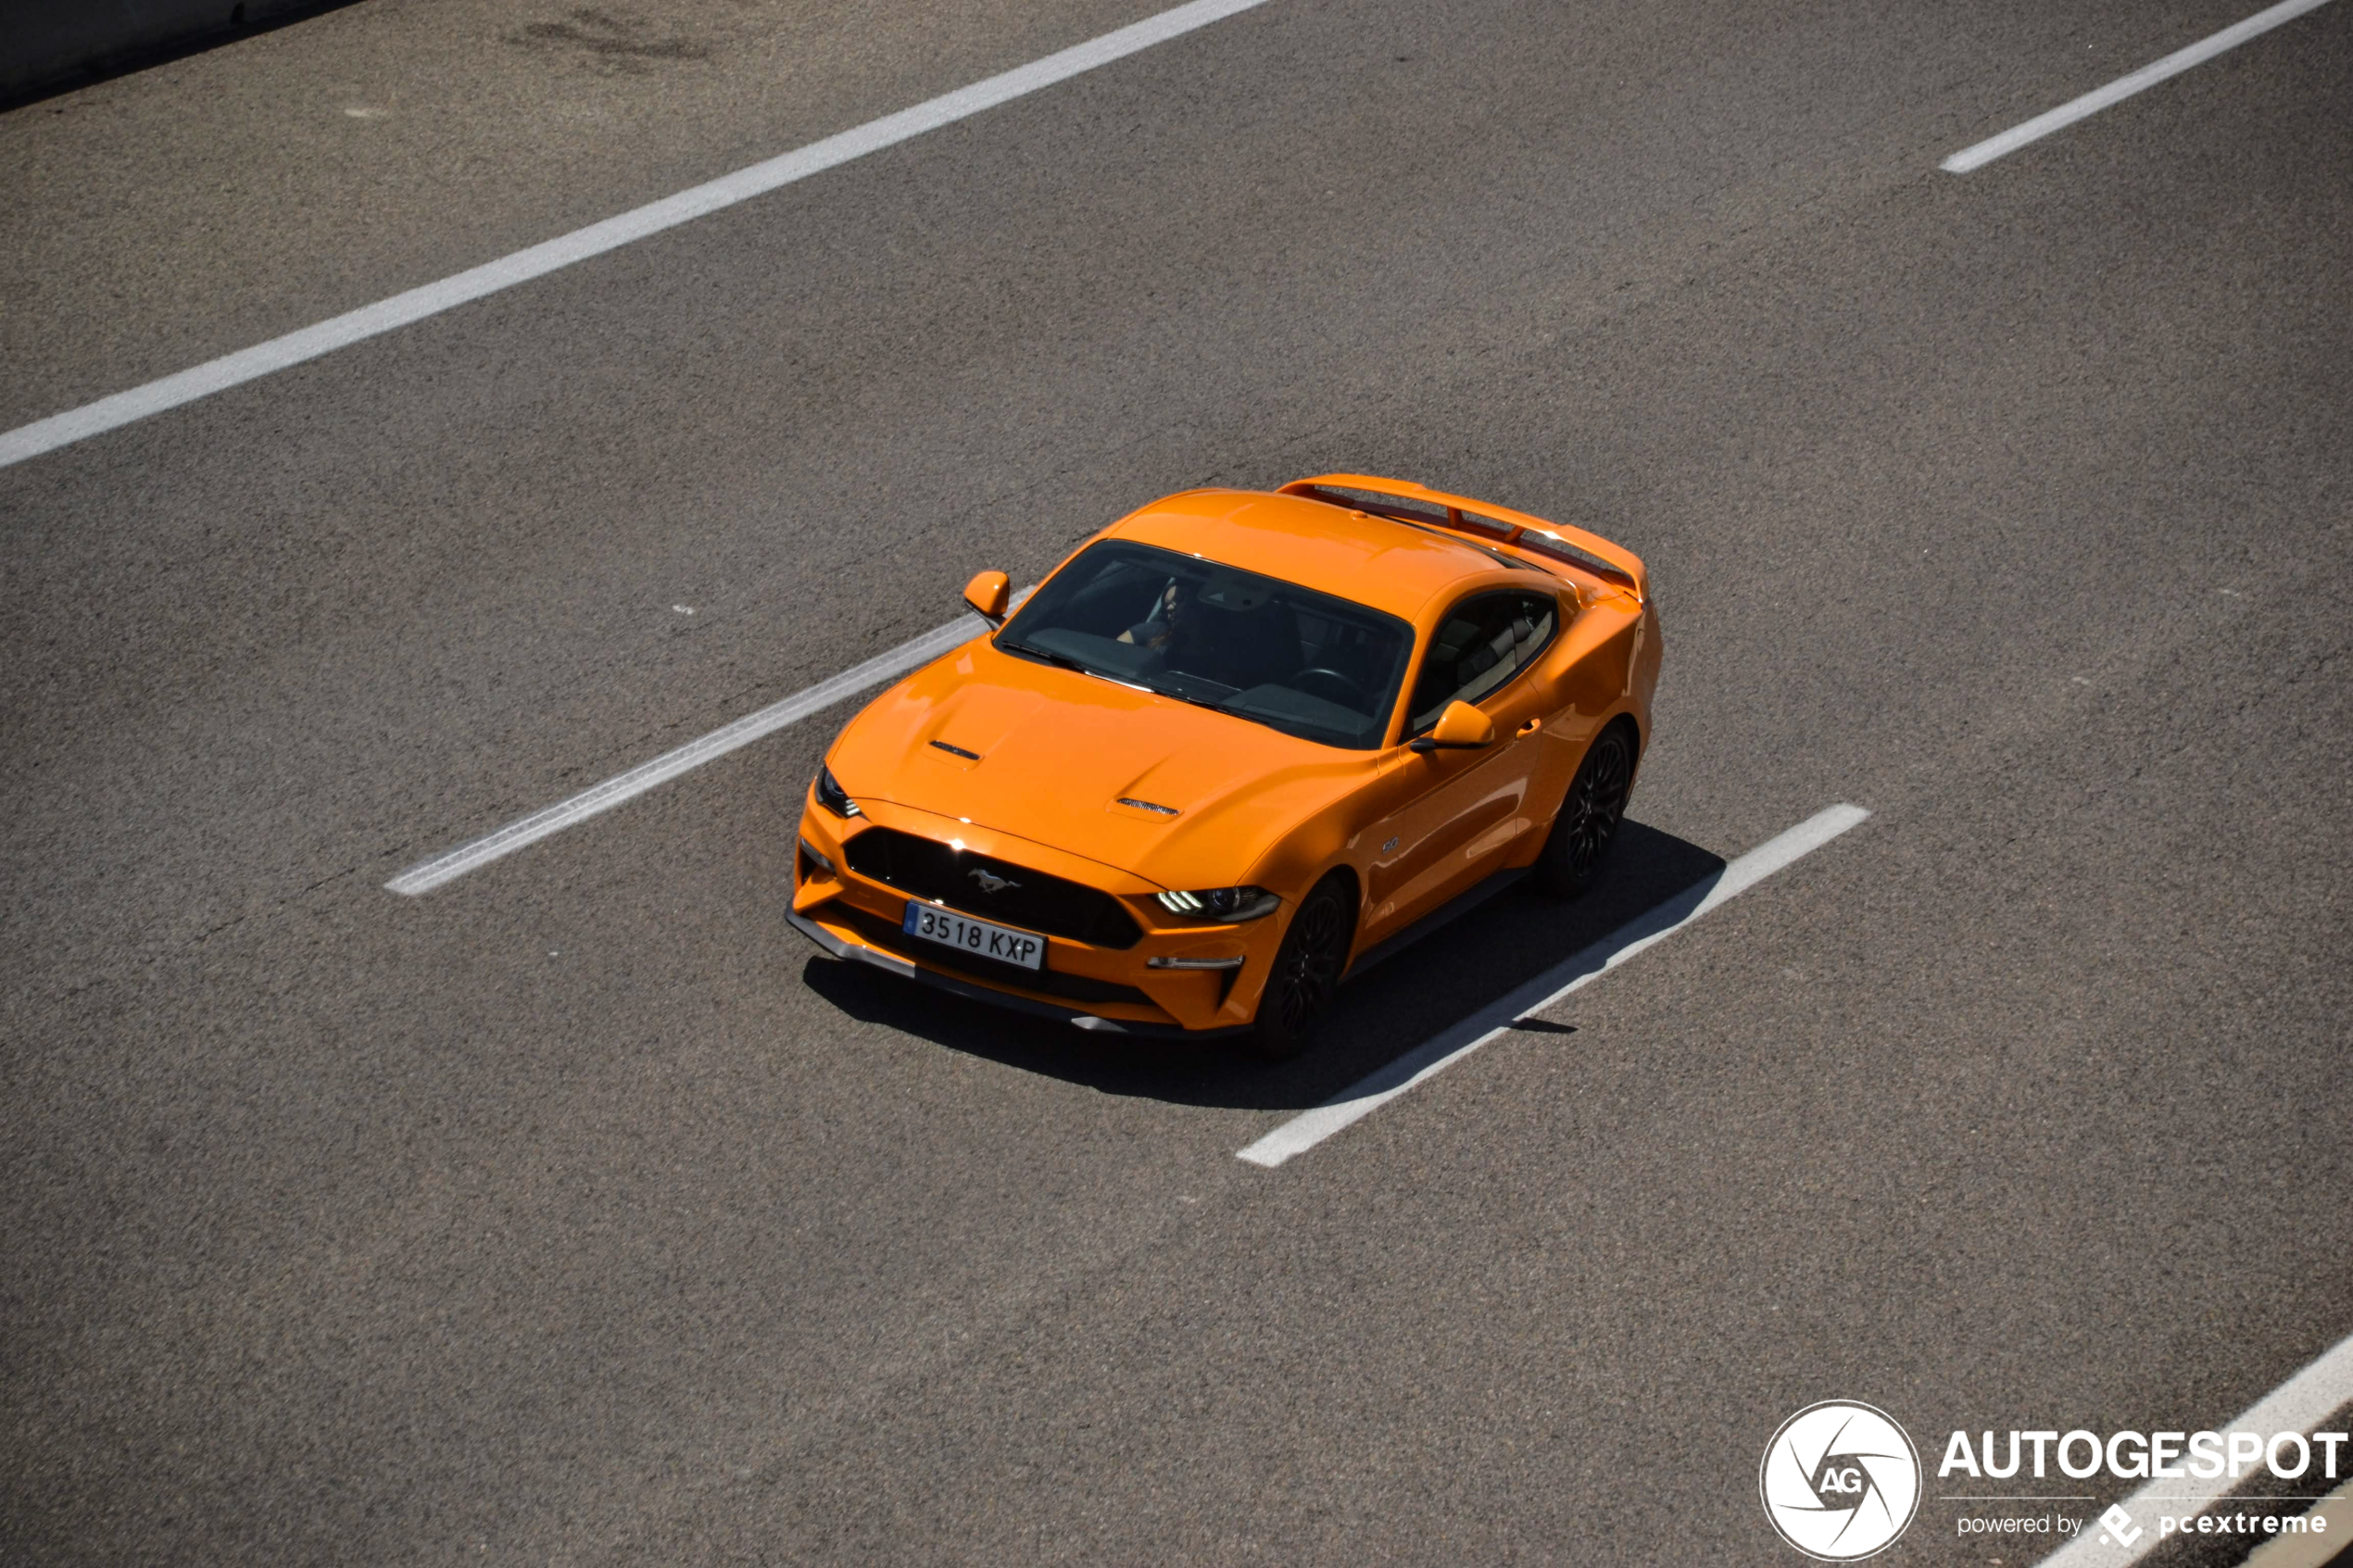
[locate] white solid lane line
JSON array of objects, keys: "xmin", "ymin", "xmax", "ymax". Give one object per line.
[
  {"xmin": 1236, "ymin": 802, "xmax": 1872, "ymax": 1168},
  {"xmin": 1941, "ymin": 0, "xmax": 2339, "ymax": 173},
  {"xmin": 2246, "ymin": 1475, "xmax": 2353, "ymax": 1567},
  {"xmin": 2039, "ymin": 1329, "xmax": 2353, "ymax": 1567},
  {"xmin": 386, "ymin": 609, "xmax": 994, "ymax": 895},
  {"xmin": 0, "ymin": 0, "xmax": 1277, "ymax": 470}
]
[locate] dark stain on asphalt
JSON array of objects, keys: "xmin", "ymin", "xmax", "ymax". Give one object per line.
[{"xmin": 508, "ymin": 8, "xmax": 713, "ymax": 73}]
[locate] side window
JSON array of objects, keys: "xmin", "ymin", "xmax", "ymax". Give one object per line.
[{"xmin": 1404, "ymin": 591, "xmax": 1561, "ymax": 735}]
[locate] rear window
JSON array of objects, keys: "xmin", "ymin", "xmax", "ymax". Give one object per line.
[
  {"xmin": 1290, "ymin": 483, "xmax": 1545, "ymax": 573},
  {"xmin": 1514, "ymin": 528, "xmax": 1637, "ymax": 587},
  {"xmin": 1290, "ymin": 483, "xmax": 1464, "ymax": 531}
]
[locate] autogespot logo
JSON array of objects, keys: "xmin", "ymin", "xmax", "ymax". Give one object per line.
[{"xmin": 1761, "ymin": 1400, "xmax": 1924, "ymax": 1561}]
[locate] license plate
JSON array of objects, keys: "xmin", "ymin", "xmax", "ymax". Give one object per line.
[{"xmin": 900, "ymin": 902, "xmax": 1045, "ymax": 971}]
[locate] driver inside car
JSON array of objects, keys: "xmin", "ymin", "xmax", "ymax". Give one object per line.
[
  {"xmin": 1119, "ymin": 577, "xmax": 1301, "ymax": 695},
  {"xmin": 1116, "ymin": 578, "xmax": 1196, "ymax": 654}
]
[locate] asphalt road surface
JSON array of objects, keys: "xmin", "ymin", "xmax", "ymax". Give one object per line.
[{"xmin": 5, "ymin": 0, "xmax": 2349, "ymax": 1562}]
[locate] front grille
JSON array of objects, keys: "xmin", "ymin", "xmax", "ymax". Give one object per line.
[
  {"xmin": 830, "ymin": 905, "xmax": 1152, "ymax": 1006},
  {"xmin": 841, "ymin": 826, "xmax": 1143, "ymax": 949}
]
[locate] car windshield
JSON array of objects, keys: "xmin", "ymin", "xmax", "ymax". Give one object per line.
[{"xmin": 996, "ymin": 540, "xmax": 1414, "ymax": 749}]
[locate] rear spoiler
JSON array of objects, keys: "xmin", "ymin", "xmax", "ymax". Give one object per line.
[{"xmin": 1277, "ymin": 473, "xmax": 1646, "ymax": 599}]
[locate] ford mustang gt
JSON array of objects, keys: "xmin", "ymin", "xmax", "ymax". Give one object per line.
[{"xmin": 787, "ymin": 474, "xmax": 1661, "ymax": 1058}]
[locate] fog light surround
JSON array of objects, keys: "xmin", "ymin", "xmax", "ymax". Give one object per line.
[{"xmin": 1146, "ymin": 954, "xmax": 1245, "ymax": 971}]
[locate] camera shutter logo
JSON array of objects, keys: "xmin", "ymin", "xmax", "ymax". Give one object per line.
[{"xmin": 1759, "ymin": 1400, "xmax": 1922, "ymax": 1560}]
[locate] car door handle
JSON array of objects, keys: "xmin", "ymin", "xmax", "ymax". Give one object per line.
[{"xmin": 1517, "ymin": 718, "xmax": 1542, "ymax": 736}]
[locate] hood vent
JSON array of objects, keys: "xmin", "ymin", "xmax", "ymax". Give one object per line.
[
  {"xmin": 928, "ymin": 740, "xmax": 982, "ymax": 760},
  {"xmin": 1114, "ymin": 797, "xmax": 1179, "ymax": 817}
]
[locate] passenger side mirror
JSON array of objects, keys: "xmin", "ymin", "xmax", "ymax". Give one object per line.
[
  {"xmin": 963, "ymin": 570, "xmax": 1011, "ymax": 625},
  {"xmin": 1408, "ymin": 699, "xmax": 1495, "ymax": 754}
]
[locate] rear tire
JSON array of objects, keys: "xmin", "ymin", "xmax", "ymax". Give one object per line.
[
  {"xmin": 1246, "ymin": 875, "xmax": 1353, "ymax": 1061},
  {"xmin": 1536, "ymin": 723, "xmax": 1635, "ymax": 898}
]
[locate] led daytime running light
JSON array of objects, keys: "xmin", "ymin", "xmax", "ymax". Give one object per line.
[
  {"xmin": 1153, "ymin": 885, "xmax": 1279, "ymax": 922},
  {"xmin": 813, "ymin": 763, "xmax": 862, "ymax": 819}
]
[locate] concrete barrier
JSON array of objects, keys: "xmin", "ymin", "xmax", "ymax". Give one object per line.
[{"xmin": 2, "ymin": 0, "xmax": 333, "ymax": 100}]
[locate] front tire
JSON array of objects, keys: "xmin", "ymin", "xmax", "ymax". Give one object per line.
[
  {"xmin": 1536, "ymin": 723, "xmax": 1635, "ymax": 897},
  {"xmin": 1247, "ymin": 875, "xmax": 1353, "ymax": 1061}
]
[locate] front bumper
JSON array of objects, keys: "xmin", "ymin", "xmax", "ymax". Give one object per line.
[
  {"xmin": 785, "ymin": 904, "xmax": 1248, "ymax": 1039},
  {"xmin": 789, "ymin": 796, "xmax": 1277, "ymax": 1038}
]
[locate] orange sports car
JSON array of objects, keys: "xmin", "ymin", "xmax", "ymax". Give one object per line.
[{"xmin": 788, "ymin": 475, "xmax": 1662, "ymax": 1058}]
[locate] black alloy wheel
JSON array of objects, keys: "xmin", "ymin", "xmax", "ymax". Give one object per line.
[
  {"xmin": 1538, "ymin": 724, "xmax": 1635, "ymax": 897},
  {"xmin": 1247, "ymin": 876, "xmax": 1353, "ymax": 1061}
]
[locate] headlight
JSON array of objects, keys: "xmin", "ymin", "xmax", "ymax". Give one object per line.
[
  {"xmin": 812, "ymin": 762, "xmax": 861, "ymax": 819},
  {"xmin": 1154, "ymin": 886, "xmax": 1279, "ymax": 922}
]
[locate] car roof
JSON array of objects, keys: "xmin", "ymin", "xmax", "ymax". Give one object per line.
[{"xmin": 1105, "ymin": 488, "xmax": 1540, "ymax": 621}]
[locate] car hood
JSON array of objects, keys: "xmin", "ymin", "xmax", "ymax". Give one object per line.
[{"xmin": 828, "ymin": 639, "xmax": 1380, "ymax": 890}]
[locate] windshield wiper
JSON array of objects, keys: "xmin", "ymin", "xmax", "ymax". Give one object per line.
[
  {"xmin": 1218, "ymin": 698, "xmax": 1350, "ymax": 744},
  {"xmin": 998, "ymin": 639, "xmax": 1091, "ymax": 675},
  {"xmin": 1140, "ymin": 679, "xmax": 1359, "ymax": 746},
  {"xmin": 1139, "ymin": 680, "xmax": 1239, "ymax": 714}
]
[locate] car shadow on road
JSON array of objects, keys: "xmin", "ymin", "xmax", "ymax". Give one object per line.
[{"xmin": 796, "ymin": 818, "xmax": 1728, "ymax": 1111}]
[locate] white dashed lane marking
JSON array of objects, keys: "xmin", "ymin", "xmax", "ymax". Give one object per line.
[
  {"xmin": 1941, "ymin": 0, "xmax": 2339, "ymax": 174},
  {"xmin": 0, "ymin": 0, "xmax": 1278, "ymax": 470},
  {"xmin": 2039, "ymin": 1329, "xmax": 2353, "ymax": 1566},
  {"xmin": 387, "ymin": 609, "xmax": 992, "ymax": 895},
  {"xmin": 1236, "ymin": 803, "xmax": 1872, "ymax": 1168}
]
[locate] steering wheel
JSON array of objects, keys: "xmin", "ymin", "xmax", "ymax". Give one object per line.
[{"xmin": 1290, "ymin": 667, "xmax": 1370, "ymax": 709}]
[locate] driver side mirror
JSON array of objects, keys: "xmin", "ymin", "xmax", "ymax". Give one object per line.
[
  {"xmin": 1408, "ymin": 699, "xmax": 1495, "ymax": 753},
  {"xmin": 963, "ymin": 570, "xmax": 1011, "ymax": 625}
]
